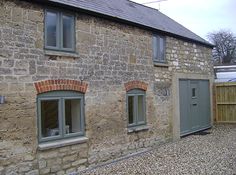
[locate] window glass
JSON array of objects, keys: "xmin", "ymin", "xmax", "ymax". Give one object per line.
[
  {"xmin": 159, "ymin": 37, "xmax": 164, "ymax": 61},
  {"xmin": 127, "ymin": 89, "xmax": 146, "ymax": 127},
  {"xmin": 65, "ymin": 99, "xmax": 81, "ymax": 134},
  {"xmin": 153, "ymin": 36, "xmax": 158, "ymax": 60},
  {"xmin": 63, "ymin": 15, "xmax": 73, "ymax": 49},
  {"xmin": 45, "ymin": 10, "xmax": 75, "ymax": 52},
  {"xmin": 38, "ymin": 91, "xmax": 84, "ymax": 143},
  {"xmin": 153, "ymin": 35, "xmax": 165, "ymax": 62},
  {"xmin": 137, "ymin": 95, "xmax": 144, "ymax": 123},
  {"xmin": 41, "ymin": 100, "xmax": 59, "ymax": 138},
  {"xmin": 192, "ymin": 88, "xmax": 196, "ymax": 98},
  {"xmin": 46, "ymin": 11, "xmax": 57, "ymax": 47},
  {"xmin": 128, "ymin": 96, "xmax": 134, "ymax": 124}
]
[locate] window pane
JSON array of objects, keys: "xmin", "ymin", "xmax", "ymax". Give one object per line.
[
  {"xmin": 159, "ymin": 37, "xmax": 165, "ymax": 61},
  {"xmin": 46, "ymin": 11, "xmax": 57, "ymax": 47},
  {"xmin": 192, "ymin": 88, "xmax": 196, "ymax": 98},
  {"xmin": 63, "ymin": 15, "xmax": 73, "ymax": 49},
  {"xmin": 128, "ymin": 96, "xmax": 134, "ymax": 124},
  {"xmin": 65, "ymin": 99, "xmax": 81, "ymax": 134},
  {"xmin": 153, "ymin": 36, "xmax": 158, "ymax": 60},
  {"xmin": 41, "ymin": 100, "xmax": 59, "ymax": 138},
  {"xmin": 137, "ymin": 95, "xmax": 145, "ymax": 123}
]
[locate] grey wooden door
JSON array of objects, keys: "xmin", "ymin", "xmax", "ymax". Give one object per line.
[{"xmin": 179, "ymin": 79, "xmax": 211, "ymax": 136}]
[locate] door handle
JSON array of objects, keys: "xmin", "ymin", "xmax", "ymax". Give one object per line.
[{"xmin": 192, "ymin": 104, "xmax": 197, "ymax": 106}]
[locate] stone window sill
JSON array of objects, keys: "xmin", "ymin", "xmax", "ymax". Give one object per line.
[
  {"xmin": 38, "ymin": 137, "xmax": 88, "ymax": 151},
  {"xmin": 153, "ymin": 62, "xmax": 169, "ymax": 67},
  {"xmin": 128, "ymin": 125, "xmax": 150, "ymax": 133},
  {"xmin": 44, "ymin": 50, "xmax": 79, "ymax": 58}
]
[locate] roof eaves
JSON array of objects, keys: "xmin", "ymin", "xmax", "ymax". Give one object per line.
[{"xmin": 23, "ymin": 0, "xmax": 214, "ymax": 48}]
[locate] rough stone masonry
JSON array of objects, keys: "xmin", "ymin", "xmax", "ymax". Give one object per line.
[{"xmin": 0, "ymin": 0, "xmax": 213, "ymax": 174}]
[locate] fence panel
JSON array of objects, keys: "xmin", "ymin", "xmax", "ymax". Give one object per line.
[{"xmin": 214, "ymin": 82, "xmax": 236, "ymax": 123}]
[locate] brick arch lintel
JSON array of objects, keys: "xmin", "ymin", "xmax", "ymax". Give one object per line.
[
  {"xmin": 124, "ymin": 80, "xmax": 148, "ymax": 92},
  {"xmin": 34, "ymin": 79, "xmax": 88, "ymax": 94}
]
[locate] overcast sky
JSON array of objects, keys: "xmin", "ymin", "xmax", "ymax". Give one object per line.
[{"xmin": 131, "ymin": 0, "xmax": 236, "ymax": 40}]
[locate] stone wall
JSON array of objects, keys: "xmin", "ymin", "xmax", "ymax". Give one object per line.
[{"xmin": 0, "ymin": 0, "xmax": 213, "ymax": 174}]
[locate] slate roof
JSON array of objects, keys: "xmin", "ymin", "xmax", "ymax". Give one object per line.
[{"xmin": 39, "ymin": 0, "xmax": 213, "ymax": 47}]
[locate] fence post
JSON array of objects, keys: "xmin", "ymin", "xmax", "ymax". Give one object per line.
[{"xmin": 213, "ymin": 84, "xmax": 218, "ymax": 123}]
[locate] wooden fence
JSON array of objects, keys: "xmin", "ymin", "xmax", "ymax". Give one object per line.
[{"xmin": 214, "ymin": 82, "xmax": 236, "ymax": 123}]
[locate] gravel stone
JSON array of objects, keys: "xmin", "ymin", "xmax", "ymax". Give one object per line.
[{"xmin": 81, "ymin": 125, "xmax": 236, "ymax": 175}]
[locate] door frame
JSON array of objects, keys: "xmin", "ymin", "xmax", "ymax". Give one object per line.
[{"xmin": 172, "ymin": 73, "xmax": 214, "ymax": 140}]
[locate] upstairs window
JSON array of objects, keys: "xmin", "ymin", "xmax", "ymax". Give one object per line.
[
  {"xmin": 127, "ymin": 89, "xmax": 146, "ymax": 127},
  {"xmin": 37, "ymin": 91, "xmax": 84, "ymax": 143},
  {"xmin": 153, "ymin": 35, "xmax": 166, "ymax": 63},
  {"xmin": 45, "ymin": 9, "xmax": 75, "ymax": 52}
]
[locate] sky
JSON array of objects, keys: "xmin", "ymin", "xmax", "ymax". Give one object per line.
[{"xmin": 131, "ymin": 0, "xmax": 236, "ymax": 40}]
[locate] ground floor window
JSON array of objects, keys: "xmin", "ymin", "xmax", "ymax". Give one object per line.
[
  {"xmin": 127, "ymin": 89, "xmax": 146, "ymax": 127},
  {"xmin": 37, "ymin": 91, "xmax": 84, "ymax": 143}
]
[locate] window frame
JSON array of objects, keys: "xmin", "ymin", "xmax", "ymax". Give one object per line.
[
  {"xmin": 37, "ymin": 91, "xmax": 85, "ymax": 143},
  {"xmin": 152, "ymin": 34, "xmax": 166, "ymax": 63},
  {"xmin": 44, "ymin": 9, "xmax": 76, "ymax": 53},
  {"xmin": 127, "ymin": 89, "xmax": 146, "ymax": 128}
]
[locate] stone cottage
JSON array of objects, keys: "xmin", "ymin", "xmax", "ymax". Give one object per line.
[{"xmin": 0, "ymin": 0, "xmax": 214, "ymax": 174}]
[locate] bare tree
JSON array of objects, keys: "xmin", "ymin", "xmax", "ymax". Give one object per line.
[{"xmin": 207, "ymin": 30, "xmax": 236, "ymax": 64}]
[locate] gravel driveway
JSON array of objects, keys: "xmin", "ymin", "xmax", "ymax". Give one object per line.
[{"xmin": 81, "ymin": 125, "xmax": 236, "ymax": 175}]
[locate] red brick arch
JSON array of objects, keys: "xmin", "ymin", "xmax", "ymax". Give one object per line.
[
  {"xmin": 124, "ymin": 80, "xmax": 148, "ymax": 92},
  {"xmin": 34, "ymin": 79, "xmax": 88, "ymax": 94}
]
